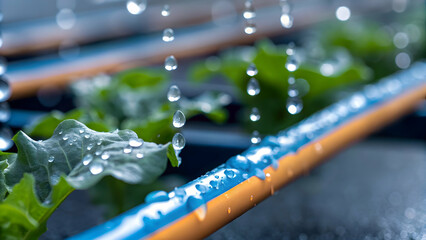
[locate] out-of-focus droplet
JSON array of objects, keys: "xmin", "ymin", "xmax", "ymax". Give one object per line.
[
  {"xmin": 249, "ymin": 107, "xmax": 260, "ymax": 122},
  {"xmin": 172, "ymin": 133, "xmax": 185, "ymax": 150},
  {"xmin": 0, "ymin": 76, "xmax": 11, "ymax": 102},
  {"xmin": 0, "ymin": 126, "xmax": 13, "ymax": 150},
  {"xmin": 393, "ymin": 32, "xmax": 409, "ymax": 49},
  {"xmin": 167, "ymin": 85, "xmax": 181, "ymax": 102},
  {"xmin": 335, "ymin": 6, "xmax": 351, "ymax": 21},
  {"xmin": 162, "ymin": 28, "xmax": 174, "ymax": 42},
  {"xmin": 0, "ymin": 102, "xmax": 11, "ymax": 122},
  {"xmin": 247, "ymin": 78, "xmax": 260, "ymax": 96},
  {"xmin": 37, "ymin": 86, "xmax": 62, "ymax": 108},
  {"xmin": 161, "ymin": 4, "xmax": 170, "ymax": 17},
  {"xmin": 173, "ymin": 110, "xmax": 186, "ymax": 128},
  {"xmin": 243, "ymin": 1, "xmax": 256, "ymax": 20},
  {"xmin": 286, "ymin": 97, "xmax": 303, "ymax": 115},
  {"xmin": 285, "ymin": 56, "xmax": 299, "ymax": 72},
  {"xmin": 280, "ymin": 13, "xmax": 293, "ymax": 28},
  {"xmin": 244, "ymin": 21, "xmax": 256, "ymax": 34},
  {"xmin": 251, "ymin": 131, "xmax": 261, "ymax": 144},
  {"xmin": 246, "ymin": 63, "xmax": 258, "ymax": 76},
  {"xmin": 165, "ymin": 55, "xmax": 178, "ymax": 71},
  {"xmin": 395, "ymin": 52, "xmax": 411, "ymax": 69},
  {"xmin": 287, "ymin": 84, "xmax": 299, "ymax": 97},
  {"xmin": 56, "ymin": 8, "xmax": 76, "ymax": 30},
  {"xmin": 126, "ymin": 0, "xmax": 147, "ymax": 15}
]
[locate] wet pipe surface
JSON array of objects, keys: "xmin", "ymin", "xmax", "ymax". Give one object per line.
[{"xmin": 69, "ymin": 62, "xmax": 426, "ymax": 240}]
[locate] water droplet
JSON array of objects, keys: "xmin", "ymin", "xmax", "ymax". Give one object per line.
[
  {"xmin": 224, "ymin": 169, "xmax": 236, "ymax": 178},
  {"xmin": 0, "ymin": 76, "xmax": 11, "ymax": 102},
  {"xmin": 123, "ymin": 146, "xmax": 132, "ymax": 154},
  {"xmin": 162, "ymin": 28, "xmax": 174, "ymax": 42},
  {"xmin": 335, "ymin": 6, "xmax": 351, "ymax": 21},
  {"xmin": 89, "ymin": 161, "xmax": 104, "ymax": 175},
  {"xmin": 249, "ymin": 107, "xmax": 260, "ymax": 122},
  {"xmin": 95, "ymin": 150, "xmax": 102, "ymax": 156},
  {"xmin": 280, "ymin": 13, "xmax": 293, "ymax": 28},
  {"xmin": 173, "ymin": 187, "xmax": 186, "ymax": 201},
  {"xmin": 101, "ymin": 152, "xmax": 110, "ymax": 160},
  {"xmin": 186, "ymin": 196, "xmax": 207, "ymax": 221},
  {"xmin": 0, "ymin": 127, "xmax": 13, "ymax": 151},
  {"xmin": 209, "ymin": 180, "xmax": 219, "ymax": 189},
  {"xmin": 165, "ymin": 55, "xmax": 177, "ymax": 71},
  {"xmin": 82, "ymin": 154, "xmax": 93, "ymax": 165},
  {"xmin": 195, "ymin": 184, "xmax": 208, "ymax": 193},
  {"xmin": 285, "ymin": 56, "xmax": 299, "ymax": 72},
  {"xmin": 254, "ymin": 168, "xmax": 266, "ymax": 180},
  {"xmin": 172, "ymin": 133, "xmax": 185, "ymax": 150},
  {"xmin": 250, "ymin": 195, "xmax": 254, "ymax": 201},
  {"xmin": 126, "ymin": 0, "xmax": 147, "ymax": 15},
  {"xmin": 161, "ymin": 4, "xmax": 170, "ymax": 16},
  {"xmin": 84, "ymin": 134, "xmax": 90, "ymax": 139},
  {"xmin": 288, "ymin": 84, "xmax": 299, "ymax": 97},
  {"xmin": 227, "ymin": 207, "xmax": 232, "ymax": 214},
  {"xmin": 286, "ymin": 97, "xmax": 303, "ymax": 115},
  {"xmin": 129, "ymin": 138, "xmax": 143, "ymax": 147},
  {"xmin": 286, "ymin": 42, "xmax": 295, "ymax": 56},
  {"xmin": 0, "ymin": 102, "xmax": 11, "ymax": 122},
  {"xmin": 167, "ymin": 85, "xmax": 181, "ymax": 102},
  {"xmin": 247, "ymin": 78, "xmax": 260, "ymax": 96},
  {"xmin": 136, "ymin": 153, "xmax": 144, "ymax": 159},
  {"xmin": 62, "ymin": 136, "xmax": 69, "ymax": 141},
  {"xmin": 246, "ymin": 63, "xmax": 258, "ymax": 77},
  {"xmin": 86, "ymin": 143, "xmax": 94, "ymax": 151},
  {"xmin": 56, "ymin": 8, "xmax": 76, "ymax": 30},
  {"xmin": 244, "ymin": 21, "xmax": 256, "ymax": 34},
  {"xmin": 251, "ymin": 131, "xmax": 261, "ymax": 144},
  {"xmin": 48, "ymin": 156, "xmax": 55, "ymax": 163},
  {"xmin": 59, "ymin": 131, "xmax": 63, "ymax": 135},
  {"xmin": 79, "ymin": 129, "xmax": 84, "ymax": 134},
  {"xmin": 96, "ymin": 140, "xmax": 102, "ymax": 145},
  {"xmin": 145, "ymin": 190, "xmax": 169, "ymax": 203},
  {"xmin": 172, "ymin": 110, "xmax": 186, "ymax": 128},
  {"xmin": 243, "ymin": 1, "xmax": 256, "ymax": 20}
]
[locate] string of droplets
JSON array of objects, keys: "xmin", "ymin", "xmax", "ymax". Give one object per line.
[
  {"xmin": 246, "ymin": 64, "xmax": 261, "ymax": 144},
  {"xmin": 0, "ymin": 13, "xmax": 13, "ymax": 151},
  {"xmin": 243, "ymin": 0, "xmax": 256, "ymax": 35},
  {"xmin": 279, "ymin": 0, "xmax": 293, "ymax": 29},
  {"xmin": 285, "ymin": 43, "xmax": 303, "ymax": 115},
  {"xmin": 162, "ymin": 5, "xmax": 186, "ymax": 158}
]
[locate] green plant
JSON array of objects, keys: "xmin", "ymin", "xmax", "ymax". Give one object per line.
[{"xmin": 0, "ymin": 120, "xmax": 177, "ymax": 239}]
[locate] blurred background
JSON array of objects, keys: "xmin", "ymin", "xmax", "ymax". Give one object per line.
[{"xmin": 0, "ymin": 0, "xmax": 425, "ymax": 239}]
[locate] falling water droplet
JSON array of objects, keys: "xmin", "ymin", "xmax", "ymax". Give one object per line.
[
  {"xmin": 0, "ymin": 102, "xmax": 11, "ymax": 122},
  {"xmin": 280, "ymin": 13, "xmax": 293, "ymax": 28},
  {"xmin": 0, "ymin": 76, "xmax": 11, "ymax": 102},
  {"xmin": 136, "ymin": 153, "xmax": 144, "ymax": 159},
  {"xmin": 82, "ymin": 154, "xmax": 93, "ymax": 165},
  {"xmin": 89, "ymin": 161, "xmax": 104, "ymax": 175},
  {"xmin": 247, "ymin": 78, "xmax": 260, "ymax": 96},
  {"xmin": 172, "ymin": 110, "xmax": 186, "ymax": 128},
  {"xmin": 187, "ymin": 196, "xmax": 207, "ymax": 221},
  {"xmin": 244, "ymin": 21, "xmax": 256, "ymax": 34},
  {"xmin": 145, "ymin": 191, "xmax": 169, "ymax": 203},
  {"xmin": 172, "ymin": 133, "xmax": 185, "ymax": 150},
  {"xmin": 123, "ymin": 146, "xmax": 132, "ymax": 154},
  {"xmin": 254, "ymin": 168, "xmax": 266, "ymax": 180},
  {"xmin": 249, "ymin": 107, "xmax": 260, "ymax": 122},
  {"xmin": 0, "ymin": 126, "xmax": 13, "ymax": 151},
  {"xmin": 165, "ymin": 55, "xmax": 178, "ymax": 71},
  {"xmin": 101, "ymin": 152, "xmax": 110, "ymax": 160},
  {"xmin": 162, "ymin": 28, "xmax": 174, "ymax": 42},
  {"xmin": 285, "ymin": 56, "xmax": 299, "ymax": 72},
  {"xmin": 48, "ymin": 156, "xmax": 55, "ymax": 163},
  {"xmin": 126, "ymin": 0, "xmax": 147, "ymax": 15},
  {"xmin": 167, "ymin": 85, "xmax": 181, "ymax": 102},
  {"xmin": 286, "ymin": 97, "xmax": 303, "ymax": 115},
  {"xmin": 251, "ymin": 131, "xmax": 261, "ymax": 144},
  {"xmin": 129, "ymin": 138, "xmax": 144, "ymax": 147},
  {"xmin": 243, "ymin": 1, "xmax": 256, "ymax": 20},
  {"xmin": 286, "ymin": 42, "xmax": 295, "ymax": 56},
  {"xmin": 246, "ymin": 63, "xmax": 258, "ymax": 76},
  {"xmin": 288, "ymin": 84, "xmax": 299, "ymax": 97},
  {"xmin": 224, "ymin": 169, "xmax": 236, "ymax": 179},
  {"xmin": 161, "ymin": 4, "xmax": 170, "ymax": 16},
  {"xmin": 86, "ymin": 143, "xmax": 94, "ymax": 151}
]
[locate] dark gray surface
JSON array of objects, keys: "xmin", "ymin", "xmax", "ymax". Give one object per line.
[{"xmin": 208, "ymin": 139, "xmax": 426, "ymax": 240}]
